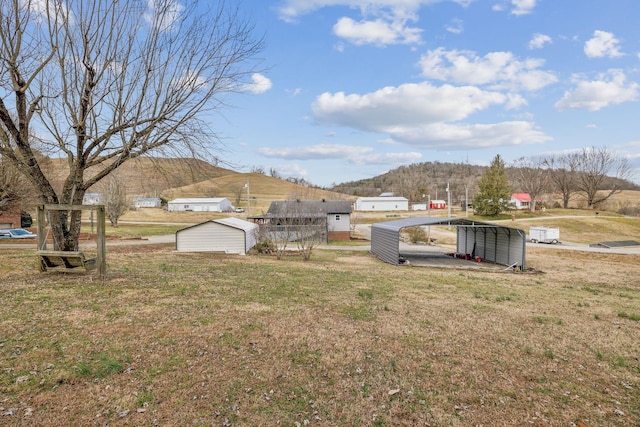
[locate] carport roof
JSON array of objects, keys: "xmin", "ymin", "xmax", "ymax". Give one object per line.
[{"xmin": 371, "ymin": 217, "xmax": 516, "ymax": 230}]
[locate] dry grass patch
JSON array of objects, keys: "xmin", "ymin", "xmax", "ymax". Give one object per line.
[{"xmin": 1, "ymin": 245, "xmax": 639, "ymax": 426}]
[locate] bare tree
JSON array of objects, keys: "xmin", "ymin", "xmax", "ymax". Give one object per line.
[
  {"xmin": 545, "ymin": 153, "xmax": 579, "ymax": 209},
  {"xmin": 229, "ymin": 183, "xmax": 245, "ymax": 208},
  {"xmin": 512, "ymin": 157, "xmax": 549, "ymax": 212},
  {"xmin": 0, "ymin": 156, "xmax": 38, "ymax": 214},
  {"xmin": 260, "ymin": 200, "xmax": 326, "ymax": 261},
  {"xmin": 100, "ymin": 175, "xmax": 129, "ymax": 227},
  {"xmin": 573, "ymin": 147, "xmax": 632, "ymax": 209},
  {"xmin": 0, "ymin": 0, "xmax": 262, "ymax": 250}
]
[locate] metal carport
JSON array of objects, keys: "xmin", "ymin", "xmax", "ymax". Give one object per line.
[{"xmin": 371, "ymin": 217, "xmax": 527, "ymax": 271}]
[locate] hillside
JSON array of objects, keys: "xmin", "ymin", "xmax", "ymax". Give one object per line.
[
  {"xmin": 329, "ymin": 161, "xmax": 640, "ymax": 207},
  {"xmin": 45, "ymin": 157, "xmax": 235, "ymax": 197},
  {"xmin": 164, "ymin": 173, "xmax": 355, "ymax": 214}
]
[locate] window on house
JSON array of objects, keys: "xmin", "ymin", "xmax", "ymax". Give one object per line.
[{"xmin": 335, "ymin": 215, "xmax": 341, "ymax": 221}]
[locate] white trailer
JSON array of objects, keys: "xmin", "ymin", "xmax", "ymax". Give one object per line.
[{"xmin": 529, "ymin": 226, "xmax": 560, "ymax": 244}]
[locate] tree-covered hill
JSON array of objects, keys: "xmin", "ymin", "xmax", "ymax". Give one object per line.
[{"xmin": 328, "ymin": 160, "xmax": 640, "ymax": 207}]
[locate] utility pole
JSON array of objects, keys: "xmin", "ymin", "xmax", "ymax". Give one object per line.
[
  {"xmin": 465, "ymin": 186, "xmax": 469, "ymax": 218},
  {"xmin": 446, "ymin": 182, "xmax": 451, "ymax": 229},
  {"xmin": 245, "ymin": 181, "xmax": 250, "ymax": 216}
]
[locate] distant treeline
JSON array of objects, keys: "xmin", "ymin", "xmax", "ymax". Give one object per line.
[{"xmin": 328, "ymin": 160, "xmax": 640, "ymax": 205}]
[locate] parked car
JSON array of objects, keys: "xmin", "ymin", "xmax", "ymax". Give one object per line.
[
  {"xmin": 235, "ymin": 207, "xmax": 245, "ymax": 213},
  {"xmin": 0, "ymin": 228, "xmax": 37, "ymax": 239}
]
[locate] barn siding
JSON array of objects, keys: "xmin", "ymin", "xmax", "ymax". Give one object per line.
[
  {"xmin": 176, "ymin": 218, "xmax": 258, "ymax": 254},
  {"xmin": 371, "ymin": 223, "xmax": 401, "ymax": 265}
]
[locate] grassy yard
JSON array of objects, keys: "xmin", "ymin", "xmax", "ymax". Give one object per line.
[{"xmin": 1, "ymin": 242, "xmax": 639, "ymax": 426}]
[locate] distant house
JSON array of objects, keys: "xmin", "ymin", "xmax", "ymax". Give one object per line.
[
  {"xmin": 83, "ymin": 193, "xmax": 102, "ymax": 205},
  {"xmin": 250, "ymin": 199, "xmax": 352, "ymax": 242},
  {"xmin": 134, "ymin": 197, "xmax": 162, "ymax": 208},
  {"xmin": 176, "ymin": 217, "xmax": 259, "ymax": 254},
  {"xmin": 511, "ymin": 193, "xmax": 533, "ymax": 210},
  {"xmin": 167, "ymin": 197, "xmax": 232, "ymax": 212},
  {"xmin": 429, "ymin": 199, "xmax": 447, "ymax": 209},
  {"xmin": 0, "ymin": 208, "xmax": 22, "ymax": 229},
  {"xmin": 354, "ymin": 196, "xmax": 408, "ymax": 212},
  {"xmin": 412, "ymin": 203, "xmax": 428, "ymax": 211}
]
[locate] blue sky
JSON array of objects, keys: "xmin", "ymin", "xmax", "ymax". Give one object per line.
[{"xmin": 217, "ymin": 0, "xmax": 640, "ymax": 187}]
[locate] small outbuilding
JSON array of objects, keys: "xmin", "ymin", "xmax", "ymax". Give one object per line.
[
  {"xmin": 429, "ymin": 200, "xmax": 447, "ymax": 209},
  {"xmin": 168, "ymin": 197, "xmax": 232, "ymax": 212},
  {"xmin": 371, "ymin": 217, "xmax": 526, "ymax": 270},
  {"xmin": 354, "ymin": 196, "xmax": 409, "ymax": 212},
  {"xmin": 134, "ymin": 197, "xmax": 162, "ymax": 208},
  {"xmin": 176, "ymin": 217, "xmax": 259, "ymax": 254}
]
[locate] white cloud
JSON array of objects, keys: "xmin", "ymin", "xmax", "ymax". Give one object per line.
[
  {"xmin": 144, "ymin": 0, "xmax": 185, "ymax": 32},
  {"xmin": 356, "ymin": 151, "xmax": 423, "ymax": 165},
  {"xmin": 273, "ymin": 163, "xmax": 309, "ymax": 179},
  {"xmin": 492, "ymin": 0, "xmax": 536, "ymax": 15},
  {"xmin": 24, "ymin": 0, "xmax": 72, "ymax": 24},
  {"xmin": 259, "ymin": 143, "xmax": 423, "ymax": 168},
  {"xmin": 529, "ymin": 33, "xmax": 552, "ymax": 49},
  {"xmin": 312, "ymin": 82, "xmax": 507, "ymax": 127},
  {"xmin": 259, "ymin": 143, "xmax": 369, "ymax": 160},
  {"xmin": 310, "ymin": 82, "xmax": 550, "ymax": 149},
  {"xmin": 446, "ymin": 18, "xmax": 464, "ymax": 34},
  {"xmin": 333, "ymin": 16, "xmax": 422, "ymax": 46},
  {"xmin": 277, "ymin": 1, "xmax": 472, "ymax": 46},
  {"xmin": 389, "ymin": 121, "xmax": 550, "ymax": 148},
  {"xmin": 555, "ymin": 69, "xmax": 639, "ymax": 111},
  {"xmin": 242, "ymin": 73, "xmax": 273, "ymax": 94},
  {"xmin": 584, "ymin": 30, "xmax": 623, "ymax": 58},
  {"xmin": 276, "ymin": 1, "xmax": 472, "ymax": 22},
  {"xmin": 172, "ymin": 70, "xmax": 208, "ymax": 90},
  {"xmin": 511, "ymin": 0, "xmax": 536, "ymax": 15},
  {"xmin": 418, "ymin": 48, "xmax": 557, "ymax": 91}
]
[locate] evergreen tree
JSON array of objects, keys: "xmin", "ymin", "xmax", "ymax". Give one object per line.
[{"xmin": 473, "ymin": 155, "xmax": 512, "ymax": 216}]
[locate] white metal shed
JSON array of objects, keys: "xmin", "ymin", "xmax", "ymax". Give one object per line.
[
  {"xmin": 371, "ymin": 217, "xmax": 527, "ymax": 270},
  {"xmin": 176, "ymin": 217, "xmax": 259, "ymax": 255},
  {"xmin": 168, "ymin": 198, "xmax": 232, "ymax": 212},
  {"xmin": 354, "ymin": 196, "xmax": 409, "ymax": 211}
]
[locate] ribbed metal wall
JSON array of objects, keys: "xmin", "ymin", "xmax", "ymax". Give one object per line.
[{"xmin": 372, "ymin": 218, "xmax": 526, "ymax": 270}]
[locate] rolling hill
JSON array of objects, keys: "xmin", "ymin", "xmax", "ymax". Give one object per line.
[
  {"xmin": 46, "ymin": 157, "xmax": 236, "ymax": 197},
  {"xmin": 163, "ymin": 173, "xmax": 355, "ymax": 214}
]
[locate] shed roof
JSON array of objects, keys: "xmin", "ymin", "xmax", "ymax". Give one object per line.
[
  {"xmin": 357, "ymin": 196, "xmax": 408, "ymax": 202},
  {"xmin": 169, "ymin": 197, "xmax": 228, "ymax": 204},
  {"xmin": 177, "ymin": 217, "xmax": 258, "ymax": 234},
  {"xmin": 267, "ymin": 200, "xmax": 352, "ymax": 215},
  {"xmin": 511, "ymin": 193, "xmax": 531, "ymax": 201}
]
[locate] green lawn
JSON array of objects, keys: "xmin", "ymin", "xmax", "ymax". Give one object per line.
[{"xmin": 1, "ymin": 244, "xmax": 638, "ymax": 426}]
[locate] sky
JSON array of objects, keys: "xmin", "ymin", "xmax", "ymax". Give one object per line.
[{"xmin": 215, "ymin": 0, "xmax": 640, "ymax": 187}]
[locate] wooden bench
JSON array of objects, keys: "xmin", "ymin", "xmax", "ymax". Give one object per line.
[{"xmin": 37, "ymin": 250, "xmax": 97, "ymax": 271}]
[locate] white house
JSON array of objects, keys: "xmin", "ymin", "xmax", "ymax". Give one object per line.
[
  {"xmin": 83, "ymin": 193, "xmax": 102, "ymax": 205},
  {"xmin": 251, "ymin": 199, "xmax": 352, "ymax": 242},
  {"xmin": 134, "ymin": 197, "xmax": 162, "ymax": 208},
  {"xmin": 511, "ymin": 193, "xmax": 532, "ymax": 210},
  {"xmin": 176, "ymin": 217, "xmax": 259, "ymax": 254},
  {"xmin": 354, "ymin": 196, "xmax": 409, "ymax": 212},
  {"xmin": 167, "ymin": 197, "xmax": 232, "ymax": 212}
]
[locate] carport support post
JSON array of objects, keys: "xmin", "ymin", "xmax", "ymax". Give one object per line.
[
  {"xmin": 37, "ymin": 205, "xmax": 46, "ymax": 271},
  {"xmin": 96, "ymin": 205, "xmax": 106, "ymax": 279}
]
